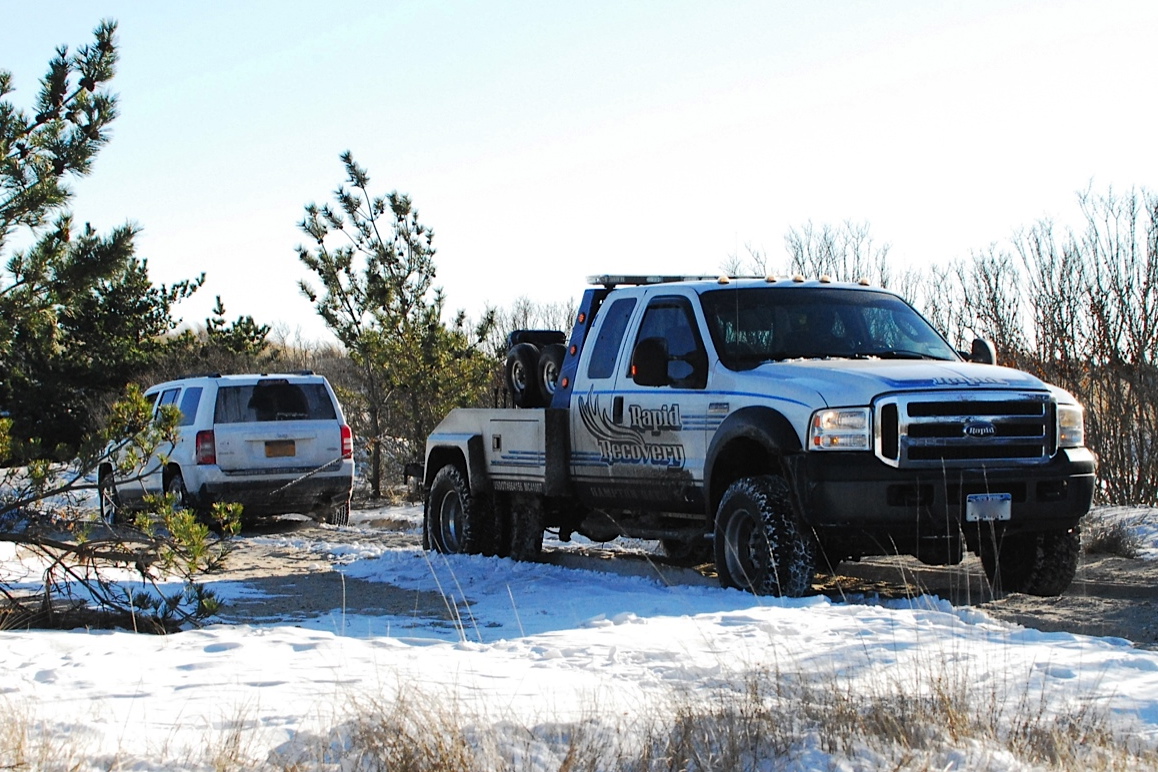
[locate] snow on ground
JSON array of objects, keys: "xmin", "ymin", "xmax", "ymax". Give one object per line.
[{"xmin": 2, "ymin": 505, "xmax": 1158, "ymax": 769}]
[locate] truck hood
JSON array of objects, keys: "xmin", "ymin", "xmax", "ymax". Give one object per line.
[{"xmin": 740, "ymin": 358, "xmax": 1058, "ymax": 407}]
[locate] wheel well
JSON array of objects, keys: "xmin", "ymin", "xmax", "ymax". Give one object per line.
[
  {"xmin": 709, "ymin": 437, "xmax": 777, "ymax": 516},
  {"xmin": 162, "ymin": 463, "xmax": 183, "ymax": 490},
  {"xmin": 705, "ymin": 406, "xmax": 801, "ymax": 518},
  {"xmin": 425, "ymin": 447, "xmax": 467, "ymax": 488}
]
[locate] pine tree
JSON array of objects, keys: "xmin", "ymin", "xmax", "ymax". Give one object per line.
[
  {"xmin": 0, "ymin": 21, "xmax": 201, "ymax": 459},
  {"xmin": 298, "ymin": 152, "xmax": 495, "ymax": 496}
]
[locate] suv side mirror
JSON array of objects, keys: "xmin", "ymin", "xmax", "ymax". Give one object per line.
[
  {"xmin": 970, "ymin": 338, "xmax": 997, "ymax": 365},
  {"xmin": 631, "ymin": 337, "xmax": 671, "ymax": 387}
]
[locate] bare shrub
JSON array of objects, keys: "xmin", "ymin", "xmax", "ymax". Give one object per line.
[
  {"xmin": 1082, "ymin": 508, "xmax": 1144, "ymax": 558},
  {"xmin": 260, "ymin": 664, "xmax": 1158, "ymax": 772}
]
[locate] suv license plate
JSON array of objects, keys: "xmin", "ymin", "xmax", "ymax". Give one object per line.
[
  {"xmin": 965, "ymin": 492, "xmax": 1012, "ymax": 522},
  {"xmin": 265, "ymin": 440, "xmax": 296, "ymax": 458}
]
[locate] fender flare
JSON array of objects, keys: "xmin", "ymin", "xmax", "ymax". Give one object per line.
[
  {"xmin": 704, "ymin": 406, "xmax": 803, "ymax": 517},
  {"xmin": 425, "ymin": 434, "xmax": 489, "ymax": 498}
]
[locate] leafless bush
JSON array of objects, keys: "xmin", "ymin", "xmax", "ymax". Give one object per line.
[
  {"xmin": 784, "ymin": 219, "xmax": 894, "ymax": 287},
  {"xmin": 259, "ymin": 664, "xmax": 1158, "ymax": 772},
  {"xmin": 915, "ymin": 187, "xmax": 1158, "ymax": 506},
  {"xmin": 1082, "ymin": 508, "xmax": 1145, "ymax": 558}
]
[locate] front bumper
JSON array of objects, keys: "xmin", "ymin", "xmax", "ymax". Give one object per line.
[{"xmin": 792, "ymin": 447, "xmax": 1096, "ymax": 560}]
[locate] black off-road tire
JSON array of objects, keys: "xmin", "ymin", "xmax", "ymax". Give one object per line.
[
  {"xmin": 507, "ymin": 493, "xmax": 544, "ymax": 562},
  {"xmin": 979, "ymin": 528, "xmax": 1080, "ymax": 596},
  {"xmin": 325, "ymin": 500, "xmax": 351, "ymax": 527},
  {"xmin": 166, "ymin": 471, "xmax": 192, "ymax": 512},
  {"xmin": 425, "ymin": 465, "xmax": 494, "ymax": 555},
  {"xmin": 98, "ymin": 466, "xmax": 123, "ymax": 526},
  {"xmin": 714, "ymin": 475, "xmax": 817, "ymax": 597},
  {"xmin": 506, "ymin": 343, "xmax": 542, "ymax": 408},
  {"xmin": 659, "ymin": 537, "xmax": 713, "ymax": 567},
  {"xmin": 538, "ymin": 343, "xmax": 566, "ymax": 404}
]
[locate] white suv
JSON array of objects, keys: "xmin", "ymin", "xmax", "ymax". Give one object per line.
[{"xmin": 98, "ymin": 372, "xmax": 355, "ymax": 526}]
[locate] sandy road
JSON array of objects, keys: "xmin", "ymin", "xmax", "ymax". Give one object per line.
[{"xmin": 209, "ymin": 514, "xmax": 1158, "ymax": 649}]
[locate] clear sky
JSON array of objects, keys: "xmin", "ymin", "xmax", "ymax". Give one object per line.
[{"xmin": 3, "ymin": 1, "xmax": 1156, "ymax": 342}]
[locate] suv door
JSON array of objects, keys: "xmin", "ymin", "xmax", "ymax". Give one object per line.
[{"xmin": 139, "ymin": 386, "xmax": 182, "ymax": 497}]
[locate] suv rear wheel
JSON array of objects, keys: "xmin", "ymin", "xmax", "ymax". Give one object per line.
[
  {"xmin": 167, "ymin": 471, "xmax": 192, "ymax": 512},
  {"xmin": 325, "ymin": 501, "xmax": 351, "ymax": 527}
]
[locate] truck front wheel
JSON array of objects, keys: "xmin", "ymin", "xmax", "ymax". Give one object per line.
[
  {"xmin": 978, "ymin": 528, "xmax": 1080, "ymax": 596},
  {"xmin": 714, "ymin": 475, "xmax": 817, "ymax": 597},
  {"xmin": 425, "ymin": 465, "xmax": 490, "ymax": 555}
]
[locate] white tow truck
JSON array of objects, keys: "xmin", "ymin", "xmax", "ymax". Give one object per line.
[{"xmin": 422, "ymin": 275, "xmax": 1096, "ymax": 596}]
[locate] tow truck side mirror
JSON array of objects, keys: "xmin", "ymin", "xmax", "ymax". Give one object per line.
[
  {"xmin": 970, "ymin": 338, "xmax": 997, "ymax": 365},
  {"xmin": 631, "ymin": 337, "xmax": 671, "ymax": 387}
]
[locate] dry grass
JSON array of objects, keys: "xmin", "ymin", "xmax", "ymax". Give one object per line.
[
  {"xmin": 261, "ymin": 666, "xmax": 1158, "ymax": 772},
  {"xmin": 3, "ymin": 658, "xmax": 1156, "ymax": 771},
  {"xmin": 1083, "ymin": 509, "xmax": 1145, "ymax": 559},
  {"xmin": 0, "ymin": 700, "xmax": 91, "ymax": 771}
]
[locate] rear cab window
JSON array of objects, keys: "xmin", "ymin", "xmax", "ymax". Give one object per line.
[
  {"xmin": 586, "ymin": 298, "xmax": 638, "ymax": 380},
  {"xmin": 214, "ymin": 380, "xmax": 338, "ymax": 423}
]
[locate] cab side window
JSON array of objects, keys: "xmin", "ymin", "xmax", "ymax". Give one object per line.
[
  {"xmin": 634, "ymin": 297, "xmax": 707, "ymax": 389},
  {"xmin": 586, "ymin": 298, "xmax": 637, "ymax": 380}
]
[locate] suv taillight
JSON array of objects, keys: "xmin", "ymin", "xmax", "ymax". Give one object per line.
[
  {"xmin": 340, "ymin": 424, "xmax": 353, "ymax": 459},
  {"xmin": 195, "ymin": 430, "xmax": 216, "ymax": 465}
]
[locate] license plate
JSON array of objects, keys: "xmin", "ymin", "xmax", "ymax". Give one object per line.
[
  {"xmin": 265, "ymin": 440, "xmax": 296, "ymax": 458},
  {"xmin": 965, "ymin": 492, "xmax": 1012, "ymax": 522}
]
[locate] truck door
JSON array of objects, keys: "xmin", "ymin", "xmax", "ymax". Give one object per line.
[
  {"xmin": 569, "ymin": 295, "xmax": 640, "ymax": 505},
  {"xmin": 581, "ymin": 292, "xmax": 710, "ymax": 512}
]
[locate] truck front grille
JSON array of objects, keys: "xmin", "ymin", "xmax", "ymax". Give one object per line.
[{"xmin": 875, "ymin": 391, "xmax": 1056, "ymax": 468}]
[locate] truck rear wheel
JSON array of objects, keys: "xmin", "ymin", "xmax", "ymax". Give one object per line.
[
  {"xmin": 425, "ymin": 465, "xmax": 491, "ymax": 555},
  {"xmin": 659, "ymin": 537, "xmax": 713, "ymax": 567},
  {"xmin": 505, "ymin": 343, "xmax": 542, "ymax": 408},
  {"xmin": 714, "ymin": 475, "xmax": 816, "ymax": 597},
  {"xmin": 979, "ymin": 528, "xmax": 1080, "ymax": 596},
  {"xmin": 507, "ymin": 493, "xmax": 544, "ymax": 561}
]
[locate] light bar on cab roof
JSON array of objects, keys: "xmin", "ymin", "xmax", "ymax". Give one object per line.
[{"xmin": 587, "ymin": 274, "xmax": 722, "ymax": 287}]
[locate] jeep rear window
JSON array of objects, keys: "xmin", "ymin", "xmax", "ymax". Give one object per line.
[
  {"xmin": 213, "ymin": 382, "xmax": 338, "ymax": 423},
  {"xmin": 701, "ymin": 287, "xmax": 958, "ymax": 369}
]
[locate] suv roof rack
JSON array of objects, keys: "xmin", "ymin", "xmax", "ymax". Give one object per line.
[{"xmin": 587, "ymin": 274, "xmax": 877, "ymax": 289}]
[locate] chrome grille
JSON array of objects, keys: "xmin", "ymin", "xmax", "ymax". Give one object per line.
[{"xmin": 875, "ymin": 391, "xmax": 1056, "ymax": 468}]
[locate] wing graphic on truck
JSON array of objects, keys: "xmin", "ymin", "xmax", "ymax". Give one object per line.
[
  {"xmin": 578, "ymin": 396, "xmax": 644, "ymax": 447},
  {"xmin": 578, "ymin": 395, "xmax": 685, "ymax": 468}
]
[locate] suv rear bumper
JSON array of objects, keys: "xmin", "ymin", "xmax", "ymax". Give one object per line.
[
  {"xmin": 189, "ymin": 461, "xmax": 354, "ymax": 518},
  {"xmin": 793, "ymin": 448, "xmax": 1096, "ymax": 559}
]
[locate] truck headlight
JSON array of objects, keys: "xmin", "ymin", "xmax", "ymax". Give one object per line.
[
  {"xmin": 1058, "ymin": 404, "xmax": 1085, "ymax": 448},
  {"xmin": 809, "ymin": 407, "xmax": 871, "ymax": 451}
]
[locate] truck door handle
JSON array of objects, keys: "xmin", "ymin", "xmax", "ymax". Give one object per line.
[{"xmin": 613, "ymin": 396, "xmax": 624, "ymax": 424}]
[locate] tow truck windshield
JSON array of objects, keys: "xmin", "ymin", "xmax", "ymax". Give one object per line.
[{"xmin": 700, "ymin": 287, "xmax": 959, "ymax": 370}]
